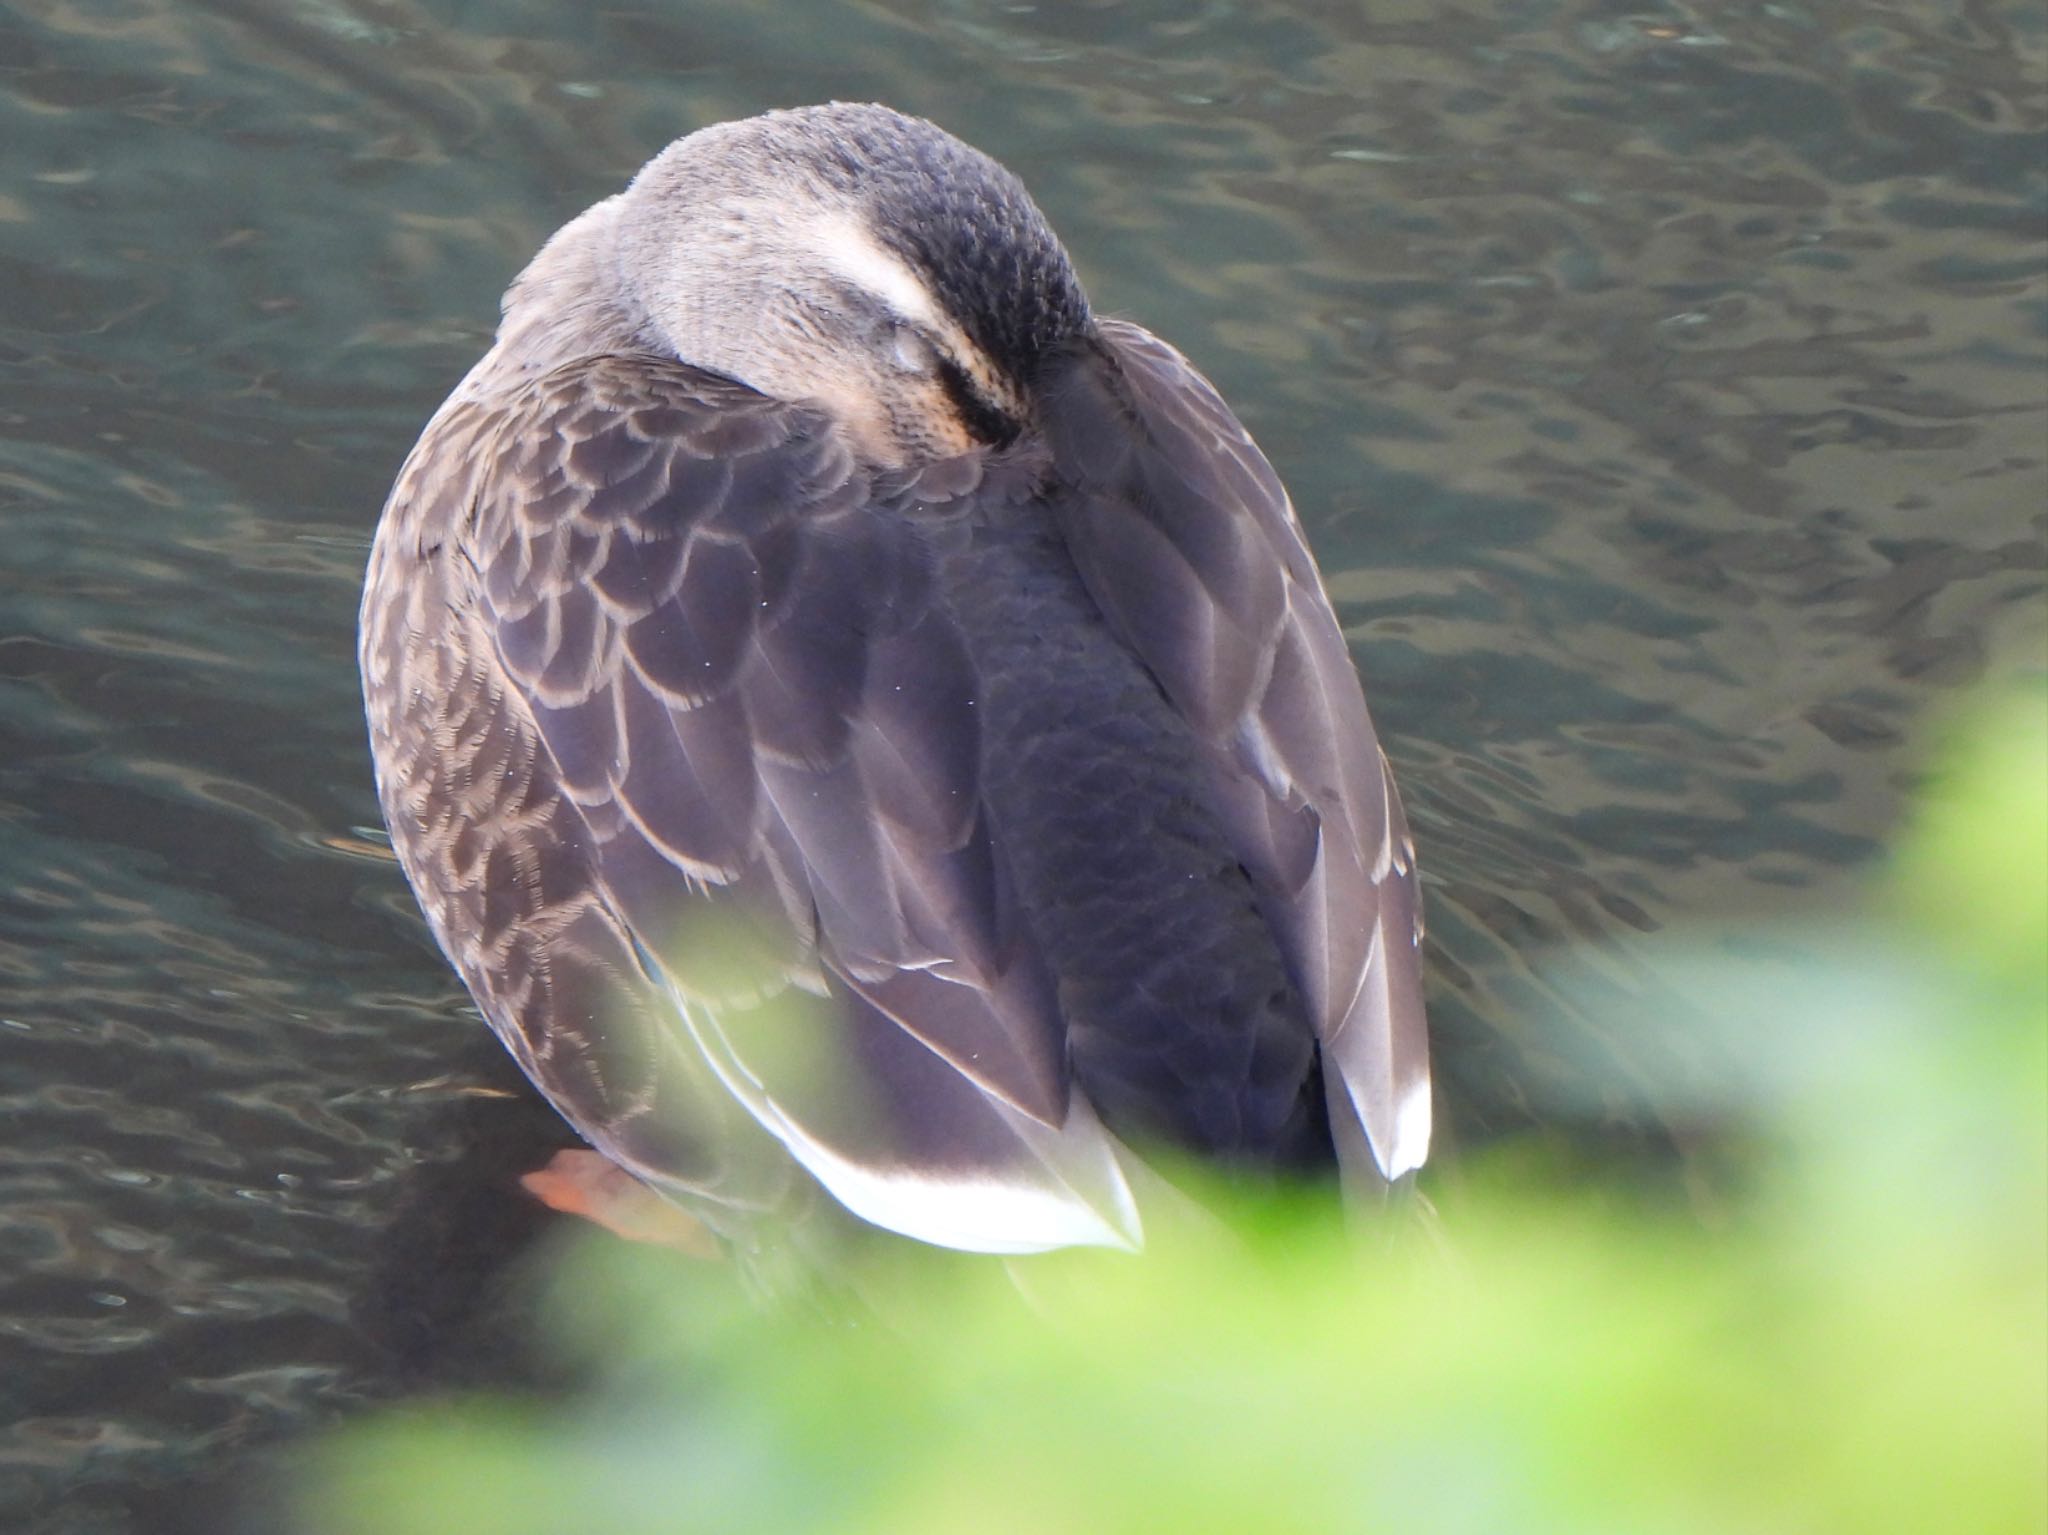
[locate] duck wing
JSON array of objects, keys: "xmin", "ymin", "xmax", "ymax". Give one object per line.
[
  {"xmin": 1040, "ymin": 320, "xmax": 1432, "ymax": 1183},
  {"xmin": 362, "ymin": 352, "xmax": 1138, "ymax": 1253}
]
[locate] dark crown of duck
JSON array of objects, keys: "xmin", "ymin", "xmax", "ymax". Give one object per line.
[{"xmin": 796, "ymin": 104, "xmax": 1093, "ymax": 385}]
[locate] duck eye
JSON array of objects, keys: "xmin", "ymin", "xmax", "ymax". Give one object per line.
[{"xmin": 889, "ymin": 325, "xmax": 939, "ymax": 376}]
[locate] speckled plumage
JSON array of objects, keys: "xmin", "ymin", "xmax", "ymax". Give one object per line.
[{"xmin": 361, "ymin": 104, "xmax": 1429, "ymax": 1256}]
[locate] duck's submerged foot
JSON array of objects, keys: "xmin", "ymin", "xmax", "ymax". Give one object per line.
[{"xmin": 520, "ymin": 1149, "xmax": 719, "ymax": 1256}]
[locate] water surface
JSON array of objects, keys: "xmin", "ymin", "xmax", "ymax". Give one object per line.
[{"xmin": 1, "ymin": 1, "xmax": 2042, "ymax": 1528}]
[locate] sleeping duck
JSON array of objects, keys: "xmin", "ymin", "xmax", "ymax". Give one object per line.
[{"xmin": 360, "ymin": 103, "xmax": 1430, "ymax": 1260}]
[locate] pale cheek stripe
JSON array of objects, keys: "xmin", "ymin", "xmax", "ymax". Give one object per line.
[{"xmin": 816, "ymin": 213, "xmax": 942, "ymax": 328}]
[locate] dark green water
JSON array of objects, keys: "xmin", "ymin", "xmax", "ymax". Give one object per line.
[{"xmin": 2, "ymin": 1, "xmax": 2042, "ymax": 1528}]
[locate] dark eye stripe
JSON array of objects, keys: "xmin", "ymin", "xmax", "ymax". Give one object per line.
[{"xmin": 934, "ymin": 355, "xmax": 1018, "ymax": 447}]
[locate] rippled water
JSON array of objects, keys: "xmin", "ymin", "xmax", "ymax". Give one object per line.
[{"xmin": 2, "ymin": 1, "xmax": 2042, "ymax": 1527}]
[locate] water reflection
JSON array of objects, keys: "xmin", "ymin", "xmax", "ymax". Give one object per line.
[{"xmin": 0, "ymin": 0, "xmax": 2041, "ymax": 1526}]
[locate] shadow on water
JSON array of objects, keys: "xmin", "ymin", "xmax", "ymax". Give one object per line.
[{"xmin": 0, "ymin": 0, "xmax": 2041, "ymax": 1528}]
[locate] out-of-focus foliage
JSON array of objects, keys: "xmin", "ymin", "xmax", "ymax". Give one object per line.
[{"xmin": 295, "ymin": 686, "xmax": 2047, "ymax": 1535}]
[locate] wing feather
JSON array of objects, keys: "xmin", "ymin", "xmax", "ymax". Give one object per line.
[
  {"xmin": 366, "ymin": 353, "xmax": 1123, "ymax": 1251},
  {"xmin": 1042, "ymin": 320, "xmax": 1432, "ymax": 1182}
]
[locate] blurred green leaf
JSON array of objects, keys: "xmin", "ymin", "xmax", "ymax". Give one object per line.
[
  {"xmin": 1889, "ymin": 678, "xmax": 2048, "ymax": 996},
  {"xmin": 295, "ymin": 686, "xmax": 2048, "ymax": 1535}
]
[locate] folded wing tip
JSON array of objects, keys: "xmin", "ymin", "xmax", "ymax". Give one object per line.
[
  {"xmin": 1364, "ymin": 1069, "xmax": 1433, "ymax": 1181},
  {"xmin": 792, "ymin": 1151, "xmax": 1146, "ymax": 1255},
  {"xmin": 677, "ymin": 990, "xmax": 1147, "ymax": 1254}
]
